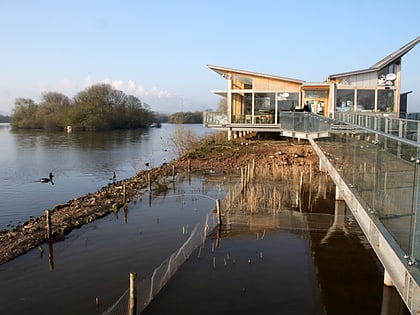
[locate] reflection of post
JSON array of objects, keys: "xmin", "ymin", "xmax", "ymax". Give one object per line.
[
  {"xmin": 45, "ymin": 210, "xmax": 52, "ymax": 241},
  {"xmin": 48, "ymin": 241, "xmax": 54, "ymax": 271},
  {"xmin": 216, "ymin": 226, "xmax": 221, "ymax": 248},
  {"xmin": 148, "ymin": 192, "xmax": 152, "ymax": 208},
  {"xmin": 216, "ymin": 199, "xmax": 222, "ymax": 226},
  {"xmin": 320, "ymin": 200, "xmax": 346, "ymax": 245},
  {"xmin": 124, "ymin": 207, "xmax": 128, "ymax": 224}
]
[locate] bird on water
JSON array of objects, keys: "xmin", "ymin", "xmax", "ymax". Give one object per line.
[{"xmin": 40, "ymin": 172, "xmax": 54, "ymax": 184}]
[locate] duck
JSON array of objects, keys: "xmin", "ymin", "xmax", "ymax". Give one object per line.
[
  {"xmin": 109, "ymin": 171, "xmax": 116, "ymax": 181},
  {"xmin": 40, "ymin": 173, "xmax": 54, "ymax": 184}
]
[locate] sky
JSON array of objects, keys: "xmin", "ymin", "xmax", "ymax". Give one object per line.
[{"xmin": 0, "ymin": 0, "xmax": 419, "ymax": 115}]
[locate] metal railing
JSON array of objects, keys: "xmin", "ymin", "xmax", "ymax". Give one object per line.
[
  {"xmin": 203, "ymin": 111, "xmax": 332, "ymax": 134},
  {"xmin": 335, "ymin": 112, "xmax": 420, "ymax": 143}
]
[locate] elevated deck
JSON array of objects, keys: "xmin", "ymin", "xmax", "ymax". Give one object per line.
[{"xmin": 204, "ymin": 111, "xmax": 420, "ymax": 314}]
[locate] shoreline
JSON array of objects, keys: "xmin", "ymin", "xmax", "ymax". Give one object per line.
[{"xmin": 0, "ymin": 136, "xmax": 318, "ymax": 265}]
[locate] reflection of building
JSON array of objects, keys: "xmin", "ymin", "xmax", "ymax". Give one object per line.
[{"xmin": 208, "ymin": 37, "xmax": 419, "ymax": 122}]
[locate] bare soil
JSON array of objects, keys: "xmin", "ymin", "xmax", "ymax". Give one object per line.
[{"xmin": 0, "ymin": 134, "xmax": 318, "ymax": 265}]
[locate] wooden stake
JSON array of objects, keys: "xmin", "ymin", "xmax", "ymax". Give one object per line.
[
  {"xmin": 123, "ymin": 183, "xmax": 127, "ymax": 205},
  {"xmin": 148, "ymin": 173, "xmax": 152, "ymax": 191},
  {"xmin": 187, "ymin": 159, "xmax": 191, "ymax": 174},
  {"xmin": 129, "ymin": 272, "xmax": 137, "ymax": 315},
  {"xmin": 241, "ymin": 167, "xmax": 244, "ymax": 191},
  {"xmin": 45, "ymin": 210, "xmax": 52, "ymax": 240}
]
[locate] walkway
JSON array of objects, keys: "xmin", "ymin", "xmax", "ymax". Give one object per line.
[{"xmin": 204, "ymin": 111, "xmax": 420, "ymax": 314}]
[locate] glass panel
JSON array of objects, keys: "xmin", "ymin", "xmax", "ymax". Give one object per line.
[
  {"xmin": 231, "ymin": 92, "xmax": 252, "ymax": 123},
  {"xmin": 277, "ymin": 92, "xmax": 298, "ymax": 112},
  {"xmin": 254, "ymin": 93, "xmax": 275, "ymax": 124},
  {"xmin": 378, "ymin": 90, "xmax": 394, "ymax": 112},
  {"xmin": 412, "ymin": 162, "xmax": 420, "ymax": 271},
  {"xmin": 305, "ymin": 90, "xmax": 328, "ymax": 98},
  {"xmin": 357, "ymin": 90, "xmax": 375, "ymax": 111},
  {"xmin": 336, "ymin": 89, "xmax": 354, "ymax": 112},
  {"xmin": 315, "ymin": 131, "xmax": 418, "ymax": 270}
]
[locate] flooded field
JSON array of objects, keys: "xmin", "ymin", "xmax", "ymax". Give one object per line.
[{"xmin": 0, "ymin": 162, "xmax": 410, "ymax": 314}]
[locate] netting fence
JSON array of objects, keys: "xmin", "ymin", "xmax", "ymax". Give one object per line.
[{"xmin": 101, "ymin": 200, "xmax": 221, "ymax": 315}]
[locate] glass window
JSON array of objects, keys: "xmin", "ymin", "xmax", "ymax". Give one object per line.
[
  {"xmin": 255, "ymin": 93, "xmax": 275, "ymax": 114},
  {"xmin": 336, "ymin": 89, "xmax": 354, "ymax": 112},
  {"xmin": 244, "ymin": 93, "xmax": 252, "ymax": 114},
  {"xmin": 305, "ymin": 90, "xmax": 328, "ymax": 98},
  {"xmin": 378, "ymin": 90, "xmax": 394, "ymax": 112},
  {"xmin": 277, "ymin": 93, "xmax": 298, "ymax": 111},
  {"xmin": 357, "ymin": 90, "xmax": 375, "ymax": 111},
  {"xmin": 254, "ymin": 93, "xmax": 275, "ymax": 124}
]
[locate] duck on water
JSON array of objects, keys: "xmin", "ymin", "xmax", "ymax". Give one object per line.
[{"xmin": 40, "ymin": 173, "xmax": 54, "ymax": 184}]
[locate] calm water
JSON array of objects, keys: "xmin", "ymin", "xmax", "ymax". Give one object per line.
[
  {"xmin": 0, "ymin": 124, "xmax": 410, "ymax": 314},
  {"xmin": 0, "ymin": 123, "xmax": 212, "ymax": 230}
]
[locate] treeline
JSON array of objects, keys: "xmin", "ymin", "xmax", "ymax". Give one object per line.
[
  {"xmin": 11, "ymin": 84, "xmax": 156, "ymax": 131},
  {"xmin": 0, "ymin": 115, "xmax": 10, "ymax": 123},
  {"xmin": 167, "ymin": 111, "xmax": 203, "ymax": 124}
]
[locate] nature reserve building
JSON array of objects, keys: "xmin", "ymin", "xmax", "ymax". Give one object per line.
[{"xmin": 207, "ymin": 36, "xmax": 420, "ymax": 128}]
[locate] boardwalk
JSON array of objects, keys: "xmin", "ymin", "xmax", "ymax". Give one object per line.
[{"xmin": 204, "ymin": 112, "xmax": 420, "ymax": 314}]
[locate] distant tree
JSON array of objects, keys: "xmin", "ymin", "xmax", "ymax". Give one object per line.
[
  {"xmin": 0, "ymin": 115, "xmax": 10, "ymax": 123},
  {"xmin": 11, "ymin": 98, "xmax": 40, "ymax": 129},
  {"xmin": 217, "ymin": 97, "xmax": 227, "ymax": 113},
  {"xmin": 10, "ymin": 84, "xmax": 155, "ymax": 130},
  {"xmin": 168, "ymin": 111, "xmax": 203, "ymax": 124},
  {"xmin": 154, "ymin": 112, "xmax": 169, "ymax": 123},
  {"xmin": 70, "ymin": 84, "xmax": 153, "ymax": 130},
  {"xmin": 36, "ymin": 92, "xmax": 72, "ymax": 129}
]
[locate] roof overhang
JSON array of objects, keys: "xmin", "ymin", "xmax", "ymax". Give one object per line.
[
  {"xmin": 207, "ymin": 64, "xmax": 305, "ymax": 84},
  {"xmin": 301, "ymin": 82, "xmax": 331, "ymax": 89},
  {"xmin": 211, "ymin": 90, "xmax": 227, "ymax": 97}
]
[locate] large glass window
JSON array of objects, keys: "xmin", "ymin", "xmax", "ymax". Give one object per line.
[
  {"xmin": 378, "ymin": 90, "xmax": 394, "ymax": 112},
  {"xmin": 254, "ymin": 93, "xmax": 275, "ymax": 124},
  {"xmin": 277, "ymin": 92, "xmax": 299, "ymax": 111},
  {"xmin": 357, "ymin": 90, "xmax": 375, "ymax": 111},
  {"xmin": 336, "ymin": 89, "xmax": 354, "ymax": 112},
  {"xmin": 305, "ymin": 90, "xmax": 328, "ymax": 98}
]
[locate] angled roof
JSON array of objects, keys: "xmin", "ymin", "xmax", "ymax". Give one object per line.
[
  {"xmin": 207, "ymin": 64, "xmax": 305, "ymax": 84},
  {"xmin": 329, "ymin": 36, "xmax": 420, "ymax": 79},
  {"xmin": 370, "ymin": 36, "xmax": 420, "ymax": 69}
]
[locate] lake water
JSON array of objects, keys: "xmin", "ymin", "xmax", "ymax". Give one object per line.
[
  {"xmin": 0, "ymin": 124, "xmax": 410, "ymax": 314},
  {"xmin": 0, "ymin": 123, "xmax": 213, "ymax": 230}
]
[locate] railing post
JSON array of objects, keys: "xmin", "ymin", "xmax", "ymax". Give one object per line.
[
  {"xmin": 417, "ymin": 121, "xmax": 420, "ymax": 142},
  {"xmin": 398, "ymin": 120, "xmax": 403, "ymax": 138}
]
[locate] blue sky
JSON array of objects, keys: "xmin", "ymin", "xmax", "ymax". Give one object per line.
[{"xmin": 0, "ymin": 0, "xmax": 419, "ymax": 115}]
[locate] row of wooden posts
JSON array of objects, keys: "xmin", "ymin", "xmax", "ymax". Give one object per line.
[
  {"xmin": 43, "ymin": 160, "xmax": 199, "ymax": 314},
  {"xmin": 45, "ymin": 162, "xmax": 191, "ymax": 237},
  {"xmin": 42, "ymin": 160, "xmax": 269, "ymax": 313},
  {"xmin": 125, "ymin": 164, "xmax": 256, "ymax": 313}
]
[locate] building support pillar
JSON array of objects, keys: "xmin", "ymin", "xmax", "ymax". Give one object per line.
[
  {"xmin": 335, "ymin": 185, "xmax": 344, "ymax": 201},
  {"xmin": 384, "ymin": 269, "xmax": 394, "ymax": 287}
]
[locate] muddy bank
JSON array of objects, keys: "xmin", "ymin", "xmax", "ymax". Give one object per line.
[{"xmin": 0, "ymin": 136, "xmax": 318, "ymax": 265}]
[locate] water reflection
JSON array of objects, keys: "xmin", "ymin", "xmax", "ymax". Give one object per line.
[
  {"xmin": 143, "ymin": 170, "xmax": 410, "ymax": 315},
  {"xmin": 0, "ymin": 124, "xmax": 211, "ymax": 230}
]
